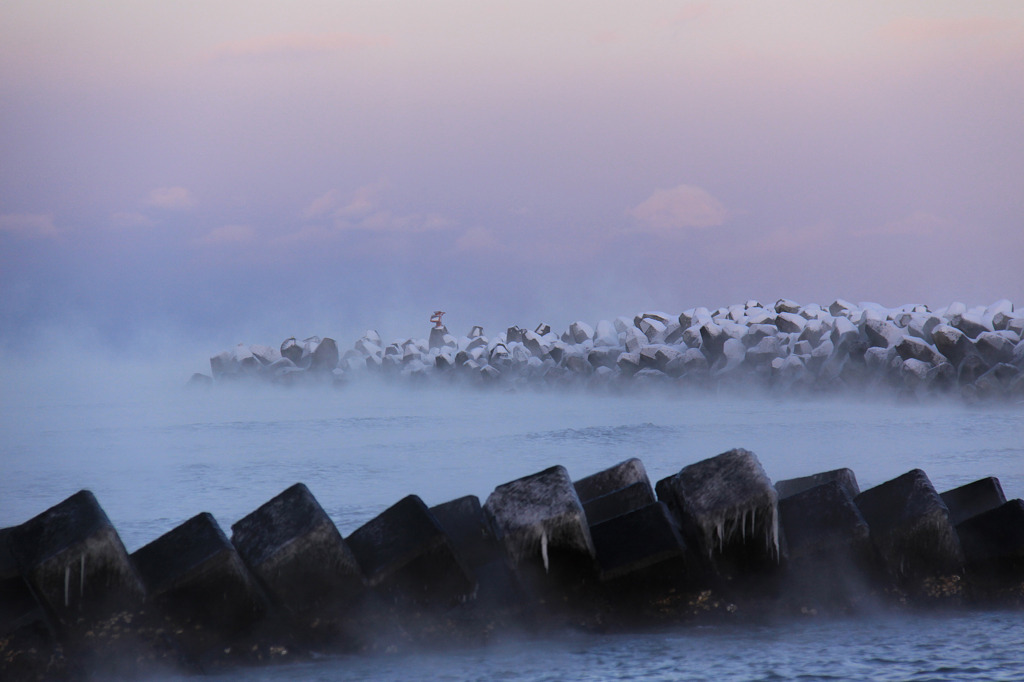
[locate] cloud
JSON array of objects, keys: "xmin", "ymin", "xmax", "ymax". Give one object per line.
[
  {"xmin": 629, "ymin": 184, "xmax": 729, "ymax": 233},
  {"xmin": 0, "ymin": 213, "xmax": 58, "ymax": 238},
  {"xmin": 592, "ymin": 30, "xmax": 624, "ymax": 45},
  {"xmin": 338, "ymin": 210, "xmax": 454, "ymax": 234},
  {"xmin": 455, "ymin": 227, "xmax": 505, "ymax": 253},
  {"xmin": 303, "ymin": 189, "xmax": 343, "ymax": 219},
  {"xmin": 336, "ymin": 183, "xmax": 385, "ymax": 218},
  {"xmin": 879, "ymin": 16, "xmax": 1007, "ymax": 43},
  {"xmin": 109, "ymin": 211, "xmax": 155, "ymax": 229},
  {"xmin": 755, "ymin": 221, "xmax": 835, "ymax": 255},
  {"xmin": 855, "ymin": 211, "xmax": 947, "ymax": 237},
  {"xmin": 302, "ymin": 183, "xmax": 454, "ymax": 236},
  {"xmin": 145, "ymin": 186, "xmax": 195, "ymax": 210},
  {"xmin": 671, "ymin": 2, "xmax": 712, "ymax": 25},
  {"xmin": 209, "ymin": 32, "xmax": 391, "ymax": 61},
  {"xmin": 303, "ymin": 183, "xmax": 387, "ymax": 220},
  {"xmin": 196, "ymin": 224, "xmax": 255, "ymax": 246}
]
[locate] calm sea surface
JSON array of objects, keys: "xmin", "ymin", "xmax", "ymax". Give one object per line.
[{"xmin": 2, "ymin": 373, "xmax": 1022, "ymax": 680}]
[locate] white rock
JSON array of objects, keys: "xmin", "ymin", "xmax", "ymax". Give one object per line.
[
  {"xmin": 638, "ymin": 317, "xmax": 667, "ymax": 343},
  {"xmin": 568, "ymin": 321, "xmax": 595, "ymax": 344},
  {"xmin": 776, "ymin": 312, "xmax": 807, "ymax": 334},
  {"xmin": 623, "ymin": 327, "xmax": 647, "ymax": 353},
  {"xmin": 682, "ymin": 325, "xmax": 703, "ymax": 348},
  {"xmin": 942, "ymin": 302, "xmax": 967, "ymax": 324},
  {"xmin": 594, "ymin": 320, "xmax": 619, "ymax": 347},
  {"xmin": 864, "ymin": 318, "xmax": 903, "ymax": 348},
  {"xmin": 774, "ymin": 299, "xmax": 801, "ymax": 314},
  {"xmin": 249, "ymin": 344, "xmax": 280, "ymax": 366},
  {"xmin": 613, "ymin": 317, "xmax": 635, "ymax": 335}
]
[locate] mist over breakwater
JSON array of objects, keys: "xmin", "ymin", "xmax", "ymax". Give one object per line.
[
  {"xmin": 196, "ymin": 299, "xmax": 1024, "ymax": 404},
  {"xmin": 2, "ymin": 352, "xmax": 1023, "ymax": 679}
]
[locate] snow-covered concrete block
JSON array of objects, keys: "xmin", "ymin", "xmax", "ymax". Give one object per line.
[
  {"xmin": 745, "ymin": 336, "xmax": 783, "ymax": 365},
  {"xmin": 864, "ymin": 318, "xmax": 903, "ymax": 348},
  {"xmin": 638, "ymin": 317, "xmax": 667, "ymax": 343},
  {"xmin": 974, "ymin": 363, "xmax": 1020, "ymax": 399},
  {"xmin": 895, "ymin": 336, "xmax": 942, "ymax": 365},
  {"xmin": 954, "ymin": 311, "xmax": 992, "ymax": 339},
  {"xmin": 593, "ymin": 320, "xmax": 618, "ymax": 347},
  {"xmin": 957, "ymin": 354, "xmax": 990, "ymax": 385},
  {"xmin": 715, "ymin": 338, "xmax": 747, "ymax": 375},
  {"xmin": 210, "ymin": 344, "xmax": 261, "ymax": 379},
  {"xmin": 698, "ymin": 322, "xmax": 728, "ymax": 361},
  {"xmin": 774, "ymin": 299, "xmax": 801, "ymax": 314},
  {"xmin": 830, "ymin": 315, "xmax": 861, "ymax": 350},
  {"xmin": 975, "ymin": 331, "xmax": 1016, "ymax": 366},
  {"xmin": 828, "ymin": 299, "xmax": 856, "ymax": 317},
  {"xmin": 930, "ymin": 324, "xmax": 970, "ymax": 365},
  {"xmin": 483, "ymin": 465, "xmax": 595, "ymax": 572},
  {"xmin": 617, "ymin": 351, "xmax": 641, "ymax": 375},
  {"xmin": 567, "ymin": 321, "xmax": 594, "ymax": 344},
  {"xmin": 308, "ymin": 337, "xmax": 339, "ymax": 372},
  {"xmin": 656, "ymin": 449, "xmax": 780, "ymax": 576}
]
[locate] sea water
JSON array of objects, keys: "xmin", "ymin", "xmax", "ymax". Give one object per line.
[{"xmin": 2, "ymin": 373, "xmax": 1023, "ymax": 680}]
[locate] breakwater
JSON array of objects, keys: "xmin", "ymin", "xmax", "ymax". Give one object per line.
[
  {"xmin": 2, "ymin": 449, "xmax": 1022, "ymax": 680},
  {"xmin": 194, "ymin": 299, "xmax": 1024, "ymax": 401}
]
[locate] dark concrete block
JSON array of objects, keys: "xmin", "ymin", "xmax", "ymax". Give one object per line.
[
  {"xmin": 429, "ymin": 495, "xmax": 502, "ymax": 570},
  {"xmin": 779, "ymin": 481, "xmax": 873, "ymax": 568},
  {"xmin": 430, "ymin": 496, "xmax": 525, "ymax": 610},
  {"xmin": 657, "ymin": 449, "xmax": 780, "ymax": 577},
  {"xmin": 346, "ymin": 495, "xmax": 474, "ymax": 607},
  {"xmin": 583, "ymin": 481, "xmax": 656, "ymax": 526},
  {"xmin": 483, "ymin": 465, "xmax": 595, "ymax": 571},
  {"xmin": 7, "ymin": 490, "xmax": 144, "ymax": 627},
  {"xmin": 0, "ymin": 527, "xmax": 48, "ymax": 636},
  {"xmin": 574, "ymin": 458, "xmax": 651, "ymax": 503},
  {"xmin": 776, "ymin": 468, "xmax": 860, "ymax": 501},
  {"xmin": 956, "ymin": 499, "xmax": 1024, "ymax": 579},
  {"xmin": 855, "ymin": 469, "xmax": 963, "ymax": 582},
  {"xmin": 231, "ymin": 483, "xmax": 364, "ymax": 616},
  {"xmin": 309, "ymin": 337, "xmax": 340, "ymax": 372},
  {"xmin": 590, "ymin": 502, "xmax": 687, "ymax": 583},
  {"xmin": 941, "ymin": 477, "xmax": 1007, "ymax": 526},
  {"xmin": 132, "ymin": 513, "xmax": 266, "ymax": 635}
]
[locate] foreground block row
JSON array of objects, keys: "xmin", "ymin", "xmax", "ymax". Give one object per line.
[{"xmin": 2, "ymin": 451, "xmax": 1022, "ymax": 679}]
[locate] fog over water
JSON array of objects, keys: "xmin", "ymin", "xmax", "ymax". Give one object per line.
[{"xmin": 2, "ymin": 349, "xmax": 1023, "ymax": 679}]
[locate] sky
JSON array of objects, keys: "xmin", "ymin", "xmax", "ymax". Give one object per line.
[{"xmin": 1, "ymin": 1, "xmax": 1022, "ymax": 354}]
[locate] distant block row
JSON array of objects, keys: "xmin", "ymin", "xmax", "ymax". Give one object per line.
[{"xmin": 196, "ymin": 298, "xmax": 1024, "ymax": 402}]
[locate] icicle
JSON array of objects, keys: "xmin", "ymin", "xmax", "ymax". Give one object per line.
[
  {"xmin": 64, "ymin": 564, "xmax": 70, "ymax": 607},
  {"xmin": 540, "ymin": 529, "xmax": 550, "ymax": 574}
]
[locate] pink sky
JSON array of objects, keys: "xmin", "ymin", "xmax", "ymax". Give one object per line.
[{"xmin": 1, "ymin": 2, "xmax": 1022, "ymax": 347}]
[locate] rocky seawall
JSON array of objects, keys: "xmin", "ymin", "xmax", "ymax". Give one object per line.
[
  {"xmin": 3, "ymin": 450, "xmax": 1023, "ymax": 679},
  {"xmin": 193, "ymin": 299, "xmax": 1024, "ymax": 402}
]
